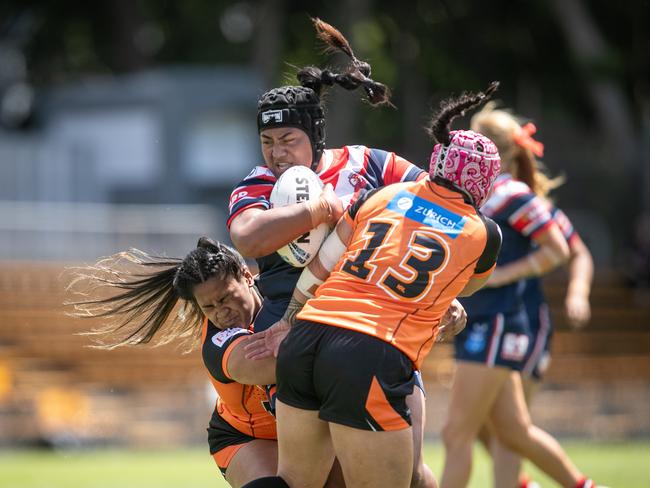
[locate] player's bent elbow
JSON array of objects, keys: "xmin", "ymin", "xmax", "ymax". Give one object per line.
[
  {"xmin": 547, "ymin": 238, "xmax": 570, "ymax": 266},
  {"xmin": 230, "ymin": 231, "xmax": 268, "ymax": 258},
  {"xmin": 556, "ymin": 238, "xmax": 571, "ymax": 261},
  {"xmin": 458, "ymin": 276, "xmax": 490, "ymax": 297}
]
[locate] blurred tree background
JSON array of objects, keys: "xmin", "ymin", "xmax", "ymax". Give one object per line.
[{"xmin": 0, "ymin": 0, "xmax": 648, "ymax": 266}]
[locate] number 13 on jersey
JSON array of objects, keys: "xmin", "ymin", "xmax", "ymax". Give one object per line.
[{"xmin": 341, "ymin": 218, "xmax": 450, "ymax": 302}]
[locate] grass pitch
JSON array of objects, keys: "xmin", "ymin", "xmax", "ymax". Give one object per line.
[{"xmin": 1, "ymin": 440, "xmax": 648, "ymax": 487}]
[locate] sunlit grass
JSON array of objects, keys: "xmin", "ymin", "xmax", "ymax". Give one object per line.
[{"xmin": 1, "ymin": 440, "xmax": 648, "ymax": 487}]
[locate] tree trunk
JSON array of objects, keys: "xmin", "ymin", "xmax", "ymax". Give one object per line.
[{"xmin": 549, "ymin": 0, "xmax": 637, "ymax": 169}]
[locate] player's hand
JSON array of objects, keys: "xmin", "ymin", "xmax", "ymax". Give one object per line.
[
  {"xmin": 244, "ymin": 319, "xmax": 291, "ymax": 360},
  {"xmin": 565, "ymin": 294, "xmax": 591, "ymax": 328},
  {"xmin": 320, "ymin": 183, "xmax": 344, "ymax": 227},
  {"xmin": 437, "ymin": 299, "xmax": 467, "ymax": 342}
]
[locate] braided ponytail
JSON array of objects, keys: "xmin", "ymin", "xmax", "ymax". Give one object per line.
[
  {"xmin": 428, "ymin": 81, "xmax": 500, "ymax": 145},
  {"xmin": 426, "ymin": 82, "xmax": 501, "ymax": 208},
  {"xmin": 295, "ymin": 18, "xmax": 392, "ymax": 106}
]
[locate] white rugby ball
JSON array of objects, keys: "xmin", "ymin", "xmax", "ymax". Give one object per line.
[{"xmin": 270, "ymin": 165, "xmax": 330, "ymax": 267}]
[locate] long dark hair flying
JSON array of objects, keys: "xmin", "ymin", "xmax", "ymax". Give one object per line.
[{"xmin": 66, "ymin": 237, "xmax": 247, "ymax": 351}]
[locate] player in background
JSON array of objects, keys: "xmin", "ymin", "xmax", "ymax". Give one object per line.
[
  {"xmin": 241, "ymin": 83, "xmax": 502, "ymax": 488},
  {"xmin": 66, "ymin": 238, "xmax": 344, "ymax": 488},
  {"xmin": 438, "ymin": 98, "xmax": 601, "ymax": 486},
  {"xmin": 228, "ymin": 18, "xmax": 435, "ymax": 488},
  {"xmin": 470, "ymin": 104, "xmax": 595, "ymax": 488}
]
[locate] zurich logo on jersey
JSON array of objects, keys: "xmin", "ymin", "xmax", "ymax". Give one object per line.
[
  {"xmin": 465, "ymin": 322, "xmax": 489, "ymax": 354},
  {"xmin": 387, "ymin": 190, "xmax": 466, "ymax": 239}
]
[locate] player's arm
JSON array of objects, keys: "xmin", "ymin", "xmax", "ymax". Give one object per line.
[
  {"xmin": 487, "ymin": 223, "xmax": 569, "ymax": 288},
  {"xmin": 367, "ymin": 148, "xmax": 426, "ymax": 185},
  {"xmin": 283, "ymin": 215, "xmax": 354, "ymax": 325},
  {"xmin": 485, "ymin": 195, "xmax": 570, "ymax": 288},
  {"xmin": 243, "ymin": 217, "xmax": 354, "ymax": 361},
  {"xmin": 229, "ymin": 184, "xmax": 343, "ymax": 258},
  {"xmin": 283, "ymin": 187, "xmax": 381, "ymax": 324},
  {"xmin": 204, "ymin": 328, "xmax": 275, "ymax": 386},
  {"xmin": 564, "ymin": 235, "xmax": 594, "ymax": 327},
  {"xmin": 225, "ymin": 338, "xmax": 277, "ymax": 385}
]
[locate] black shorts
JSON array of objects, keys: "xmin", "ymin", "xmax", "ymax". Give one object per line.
[
  {"xmin": 276, "ymin": 320, "xmax": 416, "ymax": 431},
  {"xmin": 207, "ymin": 410, "xmax": 256, "ymax": 476}
]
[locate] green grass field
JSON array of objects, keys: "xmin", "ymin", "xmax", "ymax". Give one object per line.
[{"xmin": 1, "ymin": 441, "xmax": 648, "ymax": 487}]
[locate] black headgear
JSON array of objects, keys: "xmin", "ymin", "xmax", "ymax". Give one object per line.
[{"xmin": 257, "ymin": 86, "xmax": 326, "ymax": 170}]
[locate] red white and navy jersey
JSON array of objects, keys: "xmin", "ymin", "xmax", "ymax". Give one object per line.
[
  {"xmin": 202, "ymin": 319, "xmax": 277, "ymax": 440},
  {"xmin": 227, "ymin": 146, "xmax": 426, "ymax": 300},
  {"xmin": 523, "ymin": 206, "xmax": 581, "ymax": 312},
  {"xmin": 460, "ymin": 173, "xmax": 555, "ymax": 317}
]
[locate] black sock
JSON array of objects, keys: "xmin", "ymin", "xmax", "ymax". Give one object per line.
[{"xmin": 241, "ymin": 476, "xmax": 290, "ymax": 488}]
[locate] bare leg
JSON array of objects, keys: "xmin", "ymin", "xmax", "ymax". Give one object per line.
[
  {"xmin": 476, "ymin": 424, "xmax": 493, "ymax": 454},
  {"xmin": 276, "ymin": 400, "xmax": 335, "ymax": 488},
  {"xmin": 225, "ymin": 439, "xmax": 278, "ymax": 488},
  {"xmin": 439, "ymin": 362, "xmax": 510, "ymax": 488},
  {"xmin": 489, "ymin": 372, "xmax": 584, "ymax": 488},
  {"xmin": 323, "ymin": 458, "xmax": 346, "ymax": 488},
  {"xmin": 407, "ymin": 387, "xmax": 438, "ymax": 488},
  {"xmin": 492, "ymin": 377, "xmax": 539, "ymax": 488},
  {"xmin": 329, "ymin": 421, "xmax": 413, "ymax": 488}
]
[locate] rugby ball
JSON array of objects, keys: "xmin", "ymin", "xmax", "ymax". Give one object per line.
[{"xmin": 270, "ymin": 165, "xmax": 330, "ymax": 267}]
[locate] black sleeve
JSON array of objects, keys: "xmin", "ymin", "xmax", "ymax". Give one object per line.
[
  {"xmin": 475, "ymin": 215, "xmax": 502, "ymax": 274},
  {"xmin": 347, "ymin": 188, "xmax": 383, "ymax": 220},
  {"xmin": 202, "ymin": 326, "xmax": 252, "ymax": 384}
]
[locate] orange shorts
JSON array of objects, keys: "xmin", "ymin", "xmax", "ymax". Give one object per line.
[{"xmin": 212, "ymin": 443, "xmax": 248, "ymax": 475}]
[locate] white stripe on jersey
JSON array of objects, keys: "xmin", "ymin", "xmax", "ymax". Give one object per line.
[
  {"xmin": 347, "ymin": 145, "xmax": 367, "ymax": 170},
  {"xmin": 381, "ymin": 151, "xmax": 391, "ymax": 181},
  {"xmin": 399, "ymin": 166, "xmax": 411, "ymax": 182},
  {"xmin": 328, "ymin": 146, "xmax": 368, "ymax": 209},
  {"xmin": 509, "ymin": 198, "xmax": 550, "ymax": 236},
  {"xmin": 244, "ymin": 166, "xmax": 275, "ymax": 179}
]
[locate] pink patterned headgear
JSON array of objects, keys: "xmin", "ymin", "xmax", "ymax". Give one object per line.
[{"xmin": 429, "ymin": 130, "xmax": 501, "ymax": 207}]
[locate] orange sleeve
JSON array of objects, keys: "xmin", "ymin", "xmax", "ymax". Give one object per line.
[{"xmin": 222, "ymin": 335, "xmax": 249, "ymax": 381}]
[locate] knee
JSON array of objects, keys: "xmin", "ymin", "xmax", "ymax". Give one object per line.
[
  {"xmin": 410, "ymin": 462, "xmax": 437, "ymax": 488},
  {"xmin": 410, "ymin": 464, "xmax": 425, "ymax": 488},
  {"xmin": 493, "ymin": 422, "xmax": 530, "ymax": 452},
  {"xmin": 441, "ymin": 420, "xmax": 472, "ymax": 453}
]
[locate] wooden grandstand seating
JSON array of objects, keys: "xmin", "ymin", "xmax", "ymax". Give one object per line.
[
  {"xmin": 0, "ymin": 262, "xmax": 211, "ymax": 446},
  {"xmin": 0, "ymin": 262, "xmax": 204, "ymax": 387},
  {"xmin": 1, "ymin": 261, "xmax": 649, "ymax": 443}
]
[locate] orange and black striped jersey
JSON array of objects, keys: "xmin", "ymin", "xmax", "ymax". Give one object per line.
[
  {"xmin": 201, "ymin": 319, "xmax": 276, "ymax": 440},
  {"xmin": 297, "ymin": 178, "xmax": 501, "ymax": 369}
]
